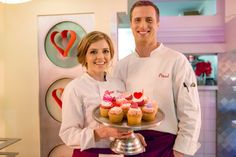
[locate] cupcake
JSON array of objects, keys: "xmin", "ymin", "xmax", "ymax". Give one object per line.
[
  {"xmin": 142, "ymin": 101, "xmax": 157, "ymax": 121},
  {"xmin": 122, "ymin": 92, "xmax": 133, "ymax": 101},
  {"xmin": 108, "ymin": 106, "xmax": 124, "ymax": 123},
  {"xmin": 120, "ymin": 101, "xmax": 131, "ymax": 119},
  {"xmin": 152, "ymin": 99, "xmax": 158, "ymax": 112},
  {"xmin": 132, "ymin": 91, "xmax": 145, "ymax": 107},
  {"xmin": 127, "ymin": 103, "xmax": 143, "ymax": 125},
  {"xmin": 116, "ymin": 97, "xmax": 127, "ymax": 106},
  {"xmin": 100, "ymin": 100, "xmax": 113, "ymax": 117}
]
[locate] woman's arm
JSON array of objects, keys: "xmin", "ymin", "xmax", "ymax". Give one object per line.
[{"xmin": 59, "ymin": 84, "xmax": 86, "ymax": 149}]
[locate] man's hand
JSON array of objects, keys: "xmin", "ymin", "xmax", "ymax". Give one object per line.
[
  {"xmin": 135, "ymin": 133, "xmax": 147, "ymax": 147},
  {"xmin": 173, "ymin": 150, "xmax": 184, "ymax": 157}
]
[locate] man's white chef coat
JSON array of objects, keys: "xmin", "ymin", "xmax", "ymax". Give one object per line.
[
  {"xmin": 113, "ymin": 43, "xmax": 201, "ymax": 155},
  {"xmin": 59, "ymin": 72, "xmax": 125, "ymax": 151}
]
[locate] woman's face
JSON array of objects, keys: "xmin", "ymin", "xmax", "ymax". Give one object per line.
[{"xmin": 85, "ymin": 39, "xmax": 111, "ymax": 76}]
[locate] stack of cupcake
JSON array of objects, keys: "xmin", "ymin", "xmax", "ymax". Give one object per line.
[{"xmin": 99, "ymin": 90, "xmax": 158, "ymax": 125}]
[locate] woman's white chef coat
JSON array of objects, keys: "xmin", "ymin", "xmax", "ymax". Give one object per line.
[
  {"xmin": 113, "ymin": 43, "xmax": 201, "ymax": 156},
  {"xmin": 59, "ymin": 72, "xmax": 125, "ymax": 151}
]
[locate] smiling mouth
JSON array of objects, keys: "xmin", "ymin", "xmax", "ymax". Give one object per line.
[
  {"xmin": 94, "ymin": 61, "xmax": 106, "ymax": 65},
  {"xmin": 137, "ymin": 30, "xmax": 150, "ymax": 35}
]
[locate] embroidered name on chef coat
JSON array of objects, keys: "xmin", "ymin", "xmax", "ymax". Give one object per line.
[{"xmin": 159, "ymin": 73, "xmax": 169, "ymax": 78}]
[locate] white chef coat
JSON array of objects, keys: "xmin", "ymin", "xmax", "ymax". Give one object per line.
[
  {"xmin": 59, "ymin": 72, "xmax": 125, "ymax": 151},
  {"xmin": 113, "ymin": 43, "xmax": 201, "ymax": 155}
]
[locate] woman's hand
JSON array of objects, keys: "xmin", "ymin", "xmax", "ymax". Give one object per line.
[
  {"xmin": 173, "ymin": 150, "xmax": 184, "ymax": 157},
  {"xmin": 106, "ymin": 127, "xmax": 133, "ymax": 139},
  {"xmin": 94, "ymin": 125, "xmax": 132, "ymax": 141}
]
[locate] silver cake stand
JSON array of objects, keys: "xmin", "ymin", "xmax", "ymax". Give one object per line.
[{"xmin": 93, "ymin": 106, "xmax": 165, "ymax": 156}]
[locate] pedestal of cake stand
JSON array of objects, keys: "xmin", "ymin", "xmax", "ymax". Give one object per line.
[{"xmin": 110, "ymin": 132, "xmax": 145, "ymax": 155}]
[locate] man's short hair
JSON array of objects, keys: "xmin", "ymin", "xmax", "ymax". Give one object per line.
[{"xmin": 130, "ymin": 0, "xmax": 160, "ymax": 21}]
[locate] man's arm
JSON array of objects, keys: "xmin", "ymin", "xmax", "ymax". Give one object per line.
[{"xmin": 172, "ymin": 55, "xmax": 201, "ymax": 155}]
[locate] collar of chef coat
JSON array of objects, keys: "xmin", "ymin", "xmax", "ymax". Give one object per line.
[
  {"xmin": 83, "ymin": 72, "xmax": 112, "ymax": 83},
  {"xmin": 134, "ymin": 43, "xmax": 164, "ymax": 58}
]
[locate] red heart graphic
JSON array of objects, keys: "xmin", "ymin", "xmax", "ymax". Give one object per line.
[
  {"xmin": 52, "ymin": 88, "xmax": 64, "ymax": 109},
  {"xmin": 133, "ymin": 92, "xmax": 143, "ymax": 99},
  {"xmin": 50, "ymin": 30, "xmax": 77, "ymax": 57}
]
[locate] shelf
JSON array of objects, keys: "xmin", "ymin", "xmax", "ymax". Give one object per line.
[{"xmin": 0, "ymin": 138, "xmax": 21, "ymax": 150}]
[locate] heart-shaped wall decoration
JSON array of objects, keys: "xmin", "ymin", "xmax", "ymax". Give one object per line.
[
  {"xmin": 50, "ymin": 30, "xmax": 77, "ymax": 57},
  {"xmin": 51, "ymin": 88, "xmax": 64, "ymax": 109},
  {"xmin": 44, "ymin": 21, "xmax": 87, "ymax": 68}
]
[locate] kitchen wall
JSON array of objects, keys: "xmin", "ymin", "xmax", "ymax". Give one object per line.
[
  {"xmin": 0, "ymin": 4, "xmax": 6, "ymax": 137},
  {"xmin": 225, "ymin": 0, "xmax": 236, "ymax": 52}
]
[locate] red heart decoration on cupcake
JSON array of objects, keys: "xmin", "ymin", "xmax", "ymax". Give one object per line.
[
  {"xmin": 133, "ymin": 92, "xmax": 143, "ymax": 99},
  {"xmin": 52, "ymin": 88, "xmax": 64, "ymax": 109},
  {"xmin": 50, "ymin": 30, "xmax": 77, "ymax": 57}
]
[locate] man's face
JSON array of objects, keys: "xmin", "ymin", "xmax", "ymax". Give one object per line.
[{"xmin": 130, "ymin": 6, "xmax": 159, "ymax": 44}]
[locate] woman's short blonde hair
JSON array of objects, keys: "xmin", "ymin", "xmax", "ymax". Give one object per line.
[{"xmin": 77, "ymin": 31, "xmax": 115, "ymax": 67}]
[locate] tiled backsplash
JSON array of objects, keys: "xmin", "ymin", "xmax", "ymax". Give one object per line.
[
  {"xmin": 186, "ymin": 89, "xmax": 217, "ymax": 157},
  {"xmin": 217, "ymin": 52, "xmax": 236, "ymax": 157}
]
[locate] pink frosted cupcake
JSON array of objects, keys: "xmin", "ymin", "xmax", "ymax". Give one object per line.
[
  {"xmin": 122, "ymin": 92, "xmax": 133, "ymax": 101},
  {"xmin": 116, "ymin": 97, "xmax": 128, "ymax": 106},
  {"xmin": 142, "ymin": 100, "xmax": 158, "ymax": 121},
  {"xmin": 108, "ymin": 106, "xmax": 124, "ymax": 123},
  {"xmin": 100, "ymin": 100, "xmax": 113, "ymax": 117},
  {"xmin": 127, "ymin": 103, "xmax": 143, "ymax": 125},
  {"xmin": 120, "ymin": 101, "xmax": 131, "ymax": 119}
]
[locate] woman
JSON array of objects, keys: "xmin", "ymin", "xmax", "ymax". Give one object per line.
[{"xmin": 59, "ymin": 31, "xmax": 137, "ymax": 157}]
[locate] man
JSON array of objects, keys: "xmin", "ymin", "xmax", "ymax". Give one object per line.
[{"xmin": 114, "ymin": 1, "xmax": 201, "ymax": 157}]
